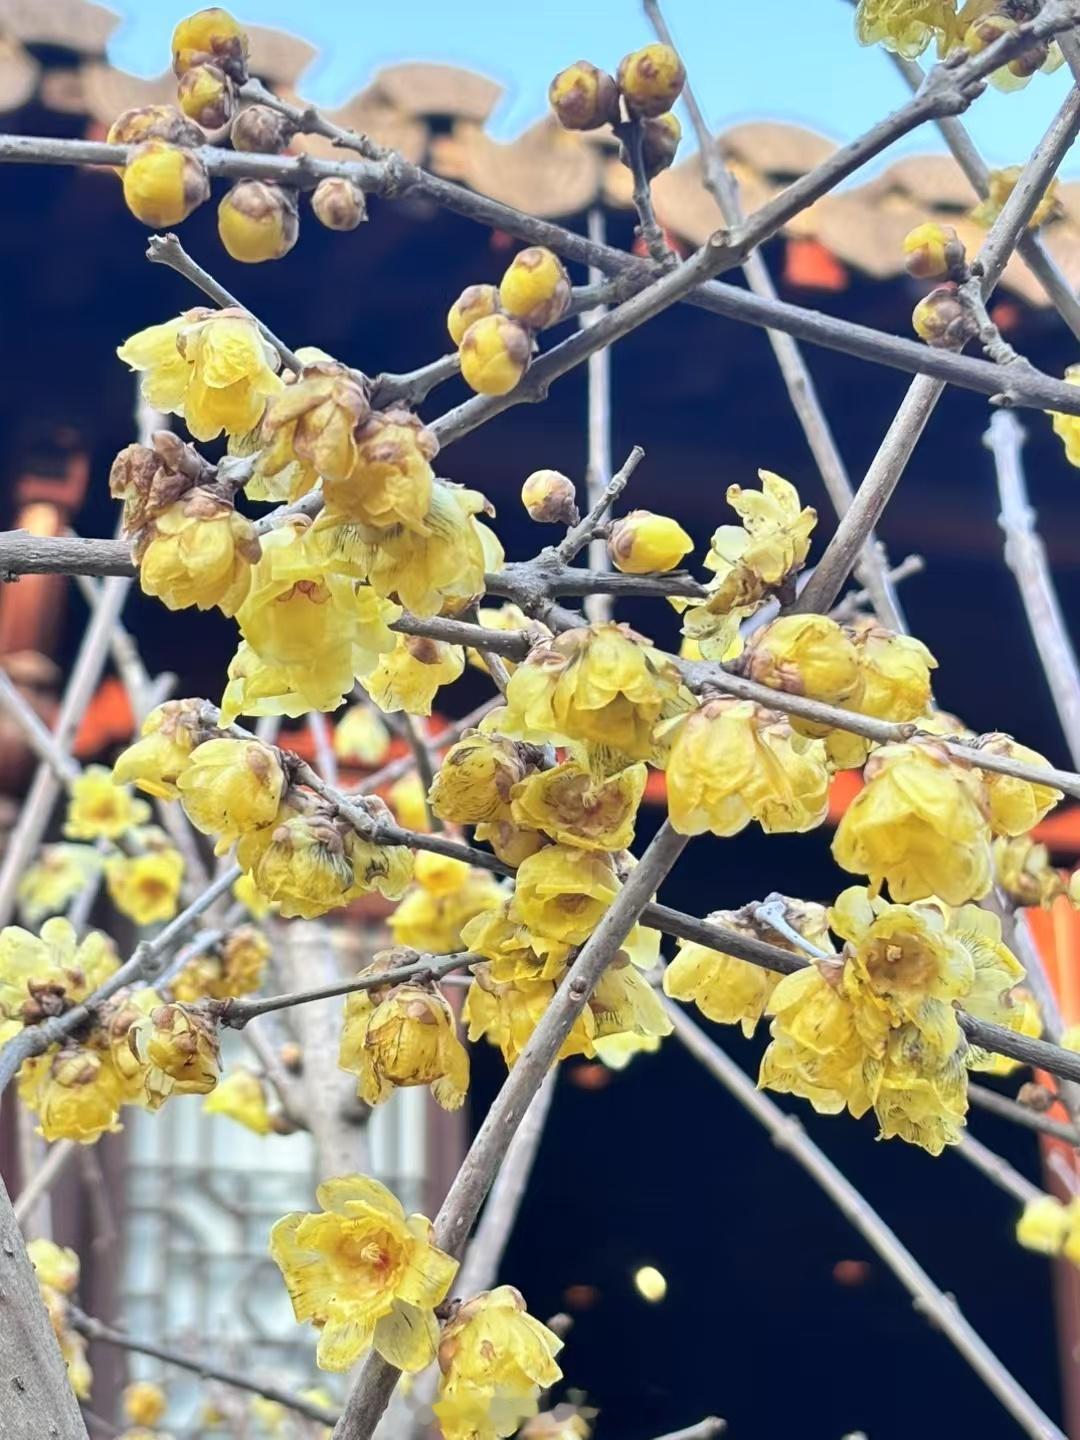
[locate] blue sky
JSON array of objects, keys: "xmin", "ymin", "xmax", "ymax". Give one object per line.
[{"xmin": 104, "ymin": 0, "xmax": 1080, "ymax": 177}]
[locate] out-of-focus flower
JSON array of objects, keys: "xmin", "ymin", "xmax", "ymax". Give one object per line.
[{"xmin": 65, "ymin": 766, "xmax": 149, "ymax": 841}]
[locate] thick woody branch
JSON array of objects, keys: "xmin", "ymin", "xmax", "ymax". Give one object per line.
[
  {"xmin": 69, "ymin": 1308, "xmax": 340, "ymax": 1425},
  {"xmin": 664, "ymin": 1000, "xmax": 1066, "ymax": 1440},
  {"xmin": 332, "ymin": 822, "xmax": 690, "ymax": 1440}
]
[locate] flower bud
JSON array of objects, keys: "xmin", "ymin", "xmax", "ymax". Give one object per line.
[
  {"xmin": 499, "ymin": 247, "xmax": 571, "ymax": 330},
  {"xmin": 311, "ymin": 176, "xmax": 367, "ymax": 230},
  {"xmin": 177, "ymin": 736, "xmax": 287, "ymax": 851},
  {"xmin": 172, "ymin": 7, "xmax": 249, "ymax": 82},
  {"xmin": 637, "ymin": 112, "xmax": 681, "ymax": 177},
  {"xmin": 617, "ymin": 43, "xmax": 686, "ymax": 119},
  {"xmin": 109, "ymin": 430, "xmax": 209, "ymax": 534},
  {"xmin": 447, "ymin": 284, "xmax": 501, "ymax": 346},
  {"xmin": 521, "ymin": 469, "xmax": 579, "ymax": 525},
  {"xmin": 122, "ymin": 141, "xmax": 210, "ymax": 227},
  {"xmin": 108, "ymin": 104, "xmax": 202, "ymax": 148},
  {"xmin": 459, "ymin": 313, "xmax": 532, "ymax": 395},
  {"xmin": 230, "ymin": 103, "xmax": 296, "ymax": 153},
  {"xmin": 964, "ymin": 15, "xmax": 1047, "ymax": 90},
  {"xmin": 549, "ymin": 60, "xmax": 620, "ymax": 130},
  {"xmin": 902, "ymin": 221, "xmax": 965, "ymax": 280},
  {"xmin": 177, "ymin": 62, "xmax": 235, "ymax": 129},
  {"xmin": 218, "ymin": 179, "xmax": 299, "ymax": 263},
  {"xmin": 911, "ymin": 283, "xmax": 976, "ymax": 349},
  {"xmin": 608, "ymin": 510, "xmax": 692, "ymax": 573}
]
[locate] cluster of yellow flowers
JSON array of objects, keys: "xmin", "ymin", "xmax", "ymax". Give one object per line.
[
  {"xmin": 114, "ymin": 8, "xmax": 365, "ymax": 258},
  {"xmin": 449, "ymin": 248, "xmax": 569, "ymax": 397},
  {"xmin": 28, "ymin": 1240, "xmax": 93, "ymax": 1400},
  {"xmin": 549, "ymin": 43, "xmax": 684, "ymax": 177},
  {"xmin": 854, "ymin": 0, "xmax": 1065, "ymax": 87}
]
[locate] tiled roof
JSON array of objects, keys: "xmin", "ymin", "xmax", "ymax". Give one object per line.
[{"xmin": 3, "ymin": 0, "xmax": 1080, "ymax": 304}]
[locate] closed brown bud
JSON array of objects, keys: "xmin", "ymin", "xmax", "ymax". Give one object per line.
[
  {"xmin": 230, "ymin": 103, "xmax": 296, "ymax": 153},
  {"xmin": 311, "ymin": 177, "xmax": 368, "ymax": 231},
  {"xmin": 636, "ymin": 112, "xmax": 682, "ymax": 178},
  {"xmin": 911, "ymin": 283, "xmax": 977, "ymax": 350},
  {"xmin": 521, "ymin": 469, "xmax": 579, "ymax": 525},
  {"xmin": 549, "ymin": 60, "xmax": 620, "ymax": 130},
  {"xmin": 108, "ymin": 104, "xmax": 203, "ymax": 149}
]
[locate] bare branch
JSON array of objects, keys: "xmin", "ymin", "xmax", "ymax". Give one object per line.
[
  {"xmin": 69, "ymin": 1307, "xmax": 339, "ymax": 1425},
  {"xmin": 663, "ymin": 999, "xmax": 1066, "ymax": 1440},
  {"xmin": 957, "ymin": 1132, "xmax": 1044, "ymax": 1205},
  {"xmin": 969, "ymin": 1083, "xmax": 1080, "ymax": 1145},
  {"xmin": 557, "ymin": 446, "xmax": 645, "ymax": 562},
  {"xmin": 12, "ymin": 1140, "xmax": 76, "ymax": 1228}
]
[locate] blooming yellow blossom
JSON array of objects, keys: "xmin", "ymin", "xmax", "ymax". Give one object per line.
[
  {"xmin": 501, "ymin": 623, "xmax": 690, "ymax": 763},
  {"xmin": 233, "ymin": 870, "xmax": 273, "ymax": 917},
  {"xmin": 608, "ymin": 510, "xmax": 693, "ymax": 574},
  {"xmin": 499, "ymin": 248, "xmax": 571, "ymax": 330},
  {"xmin": 339, "ymin": 966, "xmax": 470, "ymax": 1110},
  {"xmin": 459, "ymin": 314, "xmax": 532, "ymax": 396},
  {"xmin": 854, "ymin": 0, "xmax": 960, "ymax": 56},
  {"xmin": 176, "ymin": 737, "xmax": 286, "ymax": 854},
  {"xmin": 334, "ymin": 704, "xmax": 392, "ymax": 767},
  {"xmin": 117, "ymin": 308, "xmax": 282, "ymax": 443},
  {"xmin": 663, "ymin": 898, "xmax": 832, "ymax": 1036},
  {"xmin": 28, "ymin": 1238, "xmax": 81, "ymax": 1295},
  {"xmin": 123, "ymin": 1382, "xmax": 168, "ymax": 1428},
  {"xmin": 222, "ymin": 523, "xmax": 401, "ymax": 723},
  {"xmin": 460, "ymin": 902, "xmax": 573, "ymax": 985},
  {"xmin": 435, "ymin": 1286, "xmax": 563, "ymax": 1440},
  {"xmin": 510, "ymin": 845, "xmax": 620, "ymax": 946},
  {"xmin": 324, "ymin": 408, "xmax": 438, "ymax": 534},
  {"xmin": 972, "ymin": 732, "xmax": 1062, "ymax": 836},
  {"xmin": 142, "ymin": 1003, "xmax": 221, "ymax": 1102},
  {"xmin": 361, "ymin": 636, "xmax": 465, "ymax": 716},
  {"xmin": 121, "ymin": 141, "xmax": 209, "ymax": 227},
  {"xmin": 833, "ymin": 741, "xmax": 993, "ymax": 904},
  {"xmin": 663, "ymin": 699, "xmax": 829, "ymax": 837},
  {"xmin": 993, "ymin": 834, "xmax": 1063, "ymax": 908},
  {"xmin": 112, "ymin": 698, "xmax": 203, "ymax": 799},
  {"xmin": 744, "ymin": 614, "xmax": 863, "ymax": 726},
  {"xmin": 0, "ymin": 918, "xmax": 117, "ymax": 1050},
  {"xmin": 20, "ymin": 1045, "xmax": 127, "ymax": 1143},
  {"xmin": 260, "ymin": 361, "xmax": 371, "ymax": 487},
  {"xmin": 203, "ymin": 1067, "xmax": 274, "ymax": 1134},
  {"xmin": 17, "ymin": 845, "xmax": 102, "ymax": 926},
  {"xmin": 469, "ymin": 604, "xmax": 531, "ymax": 677},
  {"xmin": 173, "ymin": 923, "xmax": 270, "ymax": 1002},
  {"xmin": 475, "ymin": 819, "xmax": 548, "ymax": 867},
  {"xmin": 106, "ymin": 847, "xmax": 184, "ymax": 926},
  {"xmin": 29, "ymin": 1239, "xmax": 93, "ymax": 1399},
  {"xmin": 975, "ymin": 989, "xmax": 1041, "ymax": 1077},
  {"xmin": 430, "ymin": 732, "xmax": 538, "ymax": 824},
  {"xmin": 389, "ymin": 772, "xmax": 433, "ymax": 833},
  {"xmin": 510, "ymin": 758, "xmax": 646, "ymax": 852},
  {"xmin": 826, "ymin": 622, "xmax": 938, "ymax": 770},
  {"xmin": 270, "ymin": 1175, "xmax": 457, "ymax": 1373},
  {"xmin": 134, "ymin": 488, "xmax": 261, "ymax": 616},
  {"xmin": 1017, "ymin": 1194, "xmax": 1072, "ymax": 1256},
  {"xmin": 390, "ymin": 863, "xmax": 504, "ymax": 954},
  {"xmin": 65, "ymin": 765, "xmax": 150, "ymax": 841}
]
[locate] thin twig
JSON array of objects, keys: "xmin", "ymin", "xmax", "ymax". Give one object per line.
[
  {"xmin": 969, "ymin": 1083, "xmax": 1080, "ymax": 1146},
  {"xmin": 957, "ymin": 1132, "xmax": 1043, "ymax": 1205},
  {"xmin": 582, "ymin": 206, "xmax": 615, "ymax": 624},
  {"xmin": 557, "ymin": 447, "xmax": 645, "ymax": 562},
  {"xmin": 12, "ymin": 1141, "xmax": 76, "ymax": 1227},
  {"xmin": 69, "ymin": 1308, "xmax": 340, "ymax": 1425},
  {"xmin": 663, "ymin": 999, "xmax": 1066, "ymax": 1440},
  {"xmin": 621, "ymin": 119, "xmax": 672, "ymax": 264}
]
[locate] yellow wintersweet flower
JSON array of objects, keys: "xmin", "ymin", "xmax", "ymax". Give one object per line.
[
  {"xmin": 122, "ymin": 1381, "xmax": 168, "ymax": 1428},
  {"xmin": 594, "ymin": 1031, "xmax": 662, "ymax": 1069},
  {"xmin": 20, "ymin": 1044, "xmax": 127, "ymax": 1143},
  {"xmin": 474, "ymin": 819, "xmax": 548, "ymax": 867},
  {"xmin": 499, "ymin": 247, "xmax": 571, "ymax": 330},
  {"xmin": 434, "ymin": 1286, "xmax": 563, "ymax": 1440},
  {"xmin": 270, "ymin": 1175, "xmax": 458, "ymax": 1373},
  {"xmin": 17, "ymin": 845, "xmax": 102, "ymax": 926},
  {"xmin": 854, "ymin": 0, "xmax": 961, "ymax": 57},
  {"xmin": 448, "ymin": 284, "xmax": 501, "ymax": 346},
  {"xmin": 680, "ymin": 470, "xmax": 816, "ymax": 660},
  {"xmin": 972, "ymin": 165, "xmax": 1061, "ymax": 227},
  {"xmin": 64, "ymin": 765, "xmax": 149, "ymax": 841},
  {"xmin": 469, "ymin": 603, "xmax": 531, "ymax": 676},
  {"xmin": 429, "ymin": 732, "xmax": 538, "ymax": 825},
  {"xmin": 105, "ymin": 847, "xmax": 184, "ymax": 926},
  {"xmin": 1016, "ymin": 1194, "xmax": 1071, "ymax": 1256},
  {"xmin": 1051, "ymin": 364, "xmax": 1080, "ymax": 467},
  {"xmin": 260, "ymin": 361, "xmax": 369, "ymax": 483},
  {"xmin": 832, "ymin": 740, "xmax": 993, "ymax": 904},
  {"xmin": 172, "ymin": 7, "xmax": 249, "ymax": 79},
  {"xmin": 0, "ymin": 919, "xmax": 117, "ymax": 1044},
  {"xmin": 972, "ymin": 732, "xmax": 1062, "ymax": 836},
  {"xmin": 176, "ymin": 737, "xmax": 286, "ymax": 854},
  {"xmin": 826, "ymin": 623, "xmax": 938, "ymax": 770},
  {"xmin": 663, "ymin": 898, "xmax": 832, "ymax": 1036},
  {"xmin": 389, "ymin": 773, "xmax": 433, "ymax": 833},
  {"xmin": 217, "ymin": 179, "xmax": 299, "ymax": 264},
  {"xmin": 28, "ymin": 1238, "xmax": 81, "ymax": 1295},
  {"xmin": 246, "ymin": 810, "xmax": 356, "ymax": 919},
  {"xmin": 994, "ymin": 834, "xmax": 1063, "ymax": 908},
  {"xmin": 509, "ymin": 757, "xmax": 646, "ymax": 853},
  {"xmin": 975, "ymin": 989, "xmax": 1041, "ymax": 1077},
  {"xmin": 334, "ymin": 704, "xmax": 392, "ymax": 767},
  {"xmin": 460, "ymin": 902, "xmax": 573, "ymax": 985},
  {"xmin": 361, "ymin": 636, "xmax": 465, "ymax": 717},
  {"xmin": 203, "ymin": 1067, "xmax": 274, "ymax": 1134},
  {"xmin": 233, "ymin": 870, "xmax": 274, "ymax": 917},
  {"xmin": 142, "ymin": 1003, "xmax": 221, "ymax": 1102},
  {"xmin": 222, "ymin": 523, "xmax": 400, "ymax": 723},
  {"xmin": 464, "ymin": 971, "xmax": 593, "ymax": 1067},
  {"xmin": 389, "ymin": 864, "xmax": 504, "ymax": 954},
  {"xmin": 112, "ymin": 698, "xmax": 203, "ymax": 799},
  {"xmin": 29, "ymin": 1239, "xmax": 93, "ymax": 1399},
  {"xmin": 591, "ymin": 957, "xmax": 672, "ymax": 1053},
  {"xmin": 459, "ymin": 314, "xmax": 532, "ymax": 396},
  {"xmin": 173, "ymin": 923, "xmax": 270, "ymax": 1001},
  {"xmin": 323, "ymin": 408, "xmax": 438, "ymax": 534},
  {"xmin": 616, "ymin": 42, "xmax": 686, "ymax": 118},
  {"xmin": 118, "ymin": 308, "xmax": 282, "ymax": 442},
  {"xmin": 339, "ymin": 967, "xmax": 470, "ymax": 1110},
  {"xmin": 314, "ymin": 480, "xmax": 500, "ymax": 619},
  {"xmin": 501, "ymin": 622, "xmax": 690, "ymax": 762},
  {"xmin": 608, "ymin": 510, "xmax": 693, "ymax": 575},
  {"xmin": 510, "ymin": 845, "xmax": 619, "ymax": 946},
  {"xmin": 744, "ymin": 614, "xmax": 863, "ymax": 725},
  {"xmin": 134, "ymin": 488, "xmax": 261, "ymax": 617},
  {"xmin": 663, "ymin": 699, "xmax": 829, "ymax": 837}
]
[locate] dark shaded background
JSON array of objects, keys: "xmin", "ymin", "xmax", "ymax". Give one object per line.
[{"xmin": 2, "ymin": 71, "xmax": 1077, "ymax": 1439}]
